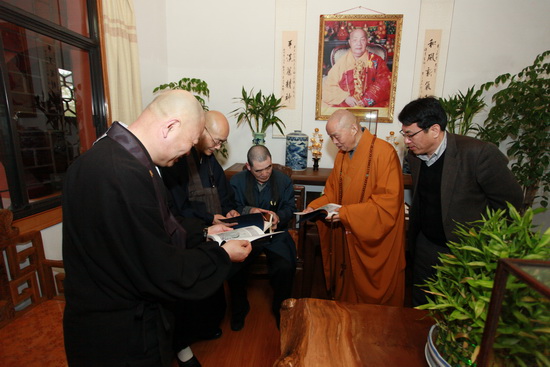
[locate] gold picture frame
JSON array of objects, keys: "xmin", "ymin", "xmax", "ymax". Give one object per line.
[{"xmin": 315, "ymin": 14, "xmax": 403, "ymax": 122}]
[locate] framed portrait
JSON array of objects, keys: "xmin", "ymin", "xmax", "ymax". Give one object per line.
[{"xmin": 315, "ymin": 14, "xmax": 403, "ymax": 122}]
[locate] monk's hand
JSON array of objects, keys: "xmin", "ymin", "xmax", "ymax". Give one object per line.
[
  {"xmin": 222, "ymin": 240, "xmax": 252, "ymax": 262},
  {"xmin": 208, "ymin": 223, "xmax": 235, "ymax": 235},
  {"xmin": 327, "ymin": 207, "xmax": 341, "ymax": 222},
  {"xmin": 344, "ymin": 96, "xmax": 359, "ymax": 107},
  {"xmin": 249, "ymin": 207, "xmax": 263, "ymax": 214},
  {"xmin": 302, "ymin": 206, "xmax": 315, "ymax": 213},
  {"xmin": 226, "ymin": 210, "xmax": 240, "ymax": 218},
  {"xmin": 212, "ymin": 214, "xmax": 227, "ymax": 225}
]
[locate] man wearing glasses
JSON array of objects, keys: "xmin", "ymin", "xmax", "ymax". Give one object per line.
[
  {"xmin": 162, "ymin": 110, "xmax": 237, "ymax": 226},
  {"xmin": 398, "ymin": 97, "xmax": 523, "ymax": 307},
  {"xmin": 160, "ymin": 110, "xmax": 238, "ymax": 366}
]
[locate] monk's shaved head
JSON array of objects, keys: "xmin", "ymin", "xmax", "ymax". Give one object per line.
[
  {"xmin": 327, "ymin": 109, "xmax": 359, "ymax": 131},
  {"xmin": 205, "ymin": 110, "xmax": 230, "ymax": 139},
  {"xmin": 198, "ymin": 110, "xmax": 230, "ymax": 155},
  {"xmin": 146, "ymin": 89, "xmax": 203, "ymax": 125},
  {"xmin": 128, "ymin": 90, "xmax": 205, "ymax": 166},
  {"xmin": 326, "ymin": 109, "xmax": 362, "ymax": 152},
  {"xmin": 247, "ymin": 145, "xmax": 271, "ymax": 166}
]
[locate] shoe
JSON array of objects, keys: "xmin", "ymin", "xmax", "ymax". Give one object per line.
[
  {"xmin": 177, "ymin": 355, "xmax": 202, "ymax": 367},
  {"xmin": 199, "ymin": 327, "xmax": 222, "ymax": 341},
  {"xmin": 230, "ymin": 303, "xmax": 250, "ymax": 331}
]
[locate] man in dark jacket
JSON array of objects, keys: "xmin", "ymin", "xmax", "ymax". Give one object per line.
[
  {"xmin": 62, "ymin": 90, "xmax": 251, "ymax": 367},
  {"xmin": 229, "ymin": 145, "xmax": 297, "ymax": 329},
  {"xmin": 161, "ymin": 110, "xmax": 238, "ymax": 345},
  {"xmin": 398, "ymin": 97, "xmax": 523, "ymax": 306}
]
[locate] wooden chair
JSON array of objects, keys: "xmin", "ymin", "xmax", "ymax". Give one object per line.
[
  {"xmin": 0, "ymin": 209, "xmax": 64, "ymax": 328},
  {"xmin": 0, "ymin": 209, "xmax": 66, "ymax": 365}
]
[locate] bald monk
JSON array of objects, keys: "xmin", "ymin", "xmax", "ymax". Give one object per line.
[
  {"xmin": 302, "ymin": 109, "xmax": 405, "ymax": 306},
  {"xmin": 322, "ymin": 28, "xmax": 392, "ymax": 114},
  {"xmin": 62, "ymin": 91, "xmax": 251, "ymax": 367},
  {"xmin": 162, "ymin": 110, "xmax": 238, "ymax": 226},
  {"xmin": 161, "ymin": 111, "xmax": 239, "ymax": 351}
]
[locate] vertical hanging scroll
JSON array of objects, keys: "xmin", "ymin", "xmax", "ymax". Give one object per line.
[
  {"xmin": 273, "ymin": 0, "xmax": 306, "ymax": 137},
  {"xmin": 281, "ymin": 31, "xmax": 297, "ymax": 110},
  {"xmin": 419, "ymin": 29, "xmax": 442, "ymax": 97}
]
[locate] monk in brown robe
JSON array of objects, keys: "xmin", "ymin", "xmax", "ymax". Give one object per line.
[{"xmin": 303, "ymin": 110, "xmax": 405, "ymax": 306}]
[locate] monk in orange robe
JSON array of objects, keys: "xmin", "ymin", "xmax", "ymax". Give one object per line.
[{"xmin": 304, "ymin": 110, "xmax": 405, "ymax": 306}]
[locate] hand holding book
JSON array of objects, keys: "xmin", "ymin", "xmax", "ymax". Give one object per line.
[
  {"xmin": 295, "ymin": 203, "xmax": 342, "ymax": 222},
  {"xmin": 212, "ymin": 212, "xmax": 283, "ymax": 245}
]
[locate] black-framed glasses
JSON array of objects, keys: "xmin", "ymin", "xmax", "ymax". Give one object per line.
[
  {"xmin": 204, "ymin": 127, "xmax": 226, "ymax": 146},
  {"xmin": 399, "ymin": 128, "xmax": 425, "ymax": 139}
]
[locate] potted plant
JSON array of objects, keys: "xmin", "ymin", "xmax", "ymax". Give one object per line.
[
  {"xmin": 231, "ymin": 87, "xmax": 286, "ymax": 145},
  {"xmin": 439, "ymin": 86, "xmax": 486, "ymax": 137},
  {"xmin": 153, "ymin": 77, "xmax": 210, "ymax": 110},
  {"xmin": 418, "ymin": 204, "xmax": 550, "ymax": 367},
  {"xmin": 477, "ymin": 51, "xmax": 550, "ymax": 210}
]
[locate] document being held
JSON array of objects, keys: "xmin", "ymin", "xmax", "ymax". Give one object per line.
[
  {"xmin": 208, "ymin": 225, "xmax": 282, "ymax": 245},
  {"xmin": 295, "ymin": 203, "xmax": 342, "ymax": 222}
]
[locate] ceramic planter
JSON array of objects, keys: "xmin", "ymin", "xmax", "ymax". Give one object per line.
[{"xmin": 425, "ymin": 325, "xmax": 451, "ymax": 367}]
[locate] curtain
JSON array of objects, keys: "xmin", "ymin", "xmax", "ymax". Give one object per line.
[{"xmin": 101, "ymin": 0, "xmax": 142, "ymax": 124}]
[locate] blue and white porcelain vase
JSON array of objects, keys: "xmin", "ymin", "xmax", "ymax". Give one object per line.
[
  {"xmin": 285, "ymin": 130, "xmax": 308, "ymax": 171},
  {"xmin": 252, "ymin": 132, "xmax": 266, "ymax": 145}
]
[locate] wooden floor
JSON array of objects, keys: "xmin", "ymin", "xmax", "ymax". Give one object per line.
[{"xmin": 183, "ymin": 278, "xmax": 281, "ymax": 367}]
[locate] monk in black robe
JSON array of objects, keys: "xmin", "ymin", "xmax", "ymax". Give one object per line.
[{"xmin": 62, "ymin": 90, "xmax": 251, "ymax": 367}]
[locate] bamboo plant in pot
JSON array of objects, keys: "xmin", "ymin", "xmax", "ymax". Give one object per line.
[
  {"xmin": 231, "ymin": 87, "xmax": 286, "ymax": 145},
  {"xmin": 418, "ymin": 204, "xmax": 550, "ymax": 366},
  {"xmin": 438, "ymin": 86, "xmax": 486, "ymax": 137}
]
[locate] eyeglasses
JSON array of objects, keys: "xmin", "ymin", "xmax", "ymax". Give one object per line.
[
  {"xmin": 204, "ymin": 127, "xmax": 226, "ymax": 146},
  {"xmin": 399, "ymin": 128, "xmax": 425, "ymax": 139}
]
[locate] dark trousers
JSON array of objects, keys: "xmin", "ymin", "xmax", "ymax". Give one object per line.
[
  {"xmin": 228, "ymin": 246, "xmax": 295, "ymax": 321},
  {"xmin": 172, "ymin": 285, "xmax": 226, "ymax": 351},
  {"xmin": 411, "ymin": 231, "xmax": 451, "ymax": 307}
]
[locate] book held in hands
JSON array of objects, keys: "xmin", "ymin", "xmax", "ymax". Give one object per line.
[
  {"xmin": 295, "ymin": 203, "xmax": 342, "ymax": 222},
  {"xmin": 211, "ymin": 212, "xmax": 282, "ymax": 245}
]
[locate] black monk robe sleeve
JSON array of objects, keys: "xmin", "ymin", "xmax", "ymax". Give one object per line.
[{"xmin": 62, "ymin": 138, "xmax": 231, "ymax": 312}]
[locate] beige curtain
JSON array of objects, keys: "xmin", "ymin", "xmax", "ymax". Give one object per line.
[{"xmin": 101, "ymin": 0, "xmax": 142, "ymax": 124}]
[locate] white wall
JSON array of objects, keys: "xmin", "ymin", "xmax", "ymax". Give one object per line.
[
  {"xmin": 39, "ymin": 0, "xmax": 548, "ymax": 263},
  {"xmin": 135, "ymin": 0, "xmax": 424, "ymax": 167},
  {"xmin": 134, "ymin": 0, "xmax": 549, "ymax": 169}
]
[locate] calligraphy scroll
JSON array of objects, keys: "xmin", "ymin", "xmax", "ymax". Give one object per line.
[
  {"xmin": 419, "ymin": 29, "xmax": 442, "ymax": 97},
  {"xmin": 281, "ymin": 31, "xmax": 297, "ymax": 109}
]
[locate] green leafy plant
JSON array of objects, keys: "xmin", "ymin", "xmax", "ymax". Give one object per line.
[
  {"xmin": 477, "ymin": 51, "xmax": 550, "ymax": 209},
  {"xmin": 231, "ymin": 87, "xmax": 286, "ymax": 135},
  {"xmin": 153, "ymin": 77, "xmax": 210, "ymax": 110},
  {"xmin": 417, "ymin": 204, "xmax": 550, "ymax": 366},
  {"xmin": 439, "ymin": 86, "xmax": 486, "ymax": 136}
]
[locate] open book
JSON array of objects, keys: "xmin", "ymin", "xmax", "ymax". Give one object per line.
[
  {"xmin": 295, "ymin": 203, "xmax": 342, "ymax": 222},
  {"xmin": 220, "ymin": 212, "xmax": 273, "ymax": 232},
  {"xmin": 207, "ymin": 225, "xmax": 283, "ymax": 245}
]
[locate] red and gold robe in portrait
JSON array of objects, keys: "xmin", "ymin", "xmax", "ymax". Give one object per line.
[
  {"xmin": 322, "ymin": 50, "xmax": 392, "ymax": 109},
  {"xmin": 309, "ymin": 130, "xmax": 405, "ymax": 306}
]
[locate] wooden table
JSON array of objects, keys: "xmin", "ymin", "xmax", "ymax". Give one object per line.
[
  {"xmin": 274, "ymin": 298, "xmax": 432, "ymax": 367},
  {"xmin": 224, "ymin": 163, "xmax": 412, "ymax": 189},
  {"xmin": 224, "ymin": 163, "xmax": 332, "ymax": 186}
]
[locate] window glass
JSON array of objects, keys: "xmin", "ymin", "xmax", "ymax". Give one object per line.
[
  {"xmin": 3, "ymin": 0, "xmax": 89, "ymax": 37},
  {"xmin": 0, "ymin": 20, "xmax": 98, "ymax": 213}
]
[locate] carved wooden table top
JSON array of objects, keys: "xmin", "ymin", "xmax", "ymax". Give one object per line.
[{"xmin": 274, "ymin": 298, "xmax": 433, "ymax": 367}]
